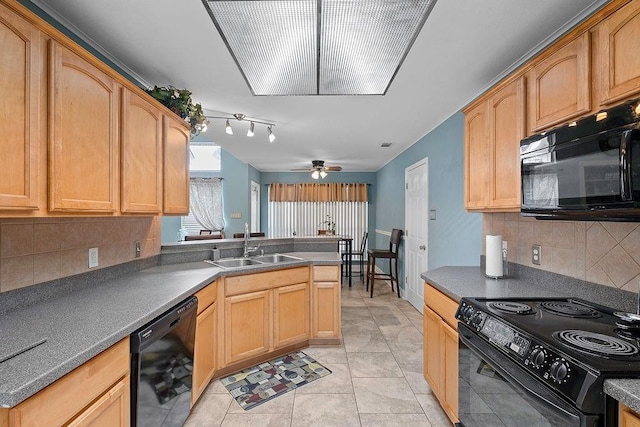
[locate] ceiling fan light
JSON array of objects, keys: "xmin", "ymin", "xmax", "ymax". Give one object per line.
[
  {"xmin": 247, "ymin": 121, "xmax": 255, "ymax": 137},
  {"xmin": 320, "ymin": 170, "xmax": 328, "ymax": 178},
  {"xmin": 268, "ymin": 126, "xmax": 276, "ymax": 143},
  {"xmin": 311, "ymin": 170, "xmax": 320, "ymax": 179}
]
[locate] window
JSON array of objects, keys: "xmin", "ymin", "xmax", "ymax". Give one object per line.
[{"xmin": 189, "ymin": 144, "xmax": 221, "ymax": 172}]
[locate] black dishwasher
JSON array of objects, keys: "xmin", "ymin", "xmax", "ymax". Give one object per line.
[{"xmin": 130, "ymin": 296, "xmax": 197, "ymax": 427}]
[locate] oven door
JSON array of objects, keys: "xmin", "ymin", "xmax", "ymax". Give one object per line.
[{"xmin": 458, "ymin": 324, "xmax": 600, "ymax": 427}]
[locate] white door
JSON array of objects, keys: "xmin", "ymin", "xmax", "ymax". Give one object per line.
[
  {"xmin": 405, "ymin": 158, "xmax": 429, "ymax": 312},
  {"xmin": 250, "ymin": 181, "xmax": 260, "ymax": 233}
]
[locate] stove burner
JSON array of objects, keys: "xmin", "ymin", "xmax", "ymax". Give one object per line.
[
  {"xmin": 487, "ymin": 301, "xmax": 534, "ymax": 314},
  {"xmin": 540, "ymin": 301, "xmax": 600, "ymax": 318},
  {"xmin": 554, "ymin": 330, "xmax": 639, "ymax": 358}
]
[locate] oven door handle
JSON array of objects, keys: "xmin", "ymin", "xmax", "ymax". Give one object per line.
[{"xmin": 459, "ymin": 325, "xmax": 598, "ymax": 427}]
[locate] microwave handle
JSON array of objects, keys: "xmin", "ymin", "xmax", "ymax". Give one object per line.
[{"xmin": 620, "ymin": 129, "xmax": 633, "ymax": 201}]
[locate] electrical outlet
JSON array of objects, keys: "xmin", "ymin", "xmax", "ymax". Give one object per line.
[
  {"xmin": 532, "ymin": 244, "xmax": 541, "ymax": 265},
  {"xmin": 135, "ymin": 242, "xmax": 141, "ymax": 258},
  {"xmin": 88, "ymin": 247, "xmax": 99, "ymax": 268}
]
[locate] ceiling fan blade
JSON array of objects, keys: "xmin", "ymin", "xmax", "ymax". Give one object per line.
[
  {"xmin": 291, "ymin": 168, "xmax": 312, "ymax": 171},
  {"xmin": 324, "ymin": 166, "xmax": 342, "ymax": 171}
]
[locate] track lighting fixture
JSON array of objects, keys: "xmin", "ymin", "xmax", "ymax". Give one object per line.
[{"xmin": 206, "ymin": 113, "xmax": 276, "ymax": 143}]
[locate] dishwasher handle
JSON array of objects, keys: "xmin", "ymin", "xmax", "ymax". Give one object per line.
[{"xmin": 130, "ymin": 296, "xmax": 197, "ymax": 353}]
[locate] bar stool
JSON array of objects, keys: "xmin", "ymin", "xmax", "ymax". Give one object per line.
[
  {"xmin": 366, "ymin": 229, "xmax": 402, "ymax": 298},
  {"xmin": 341, "ymin": 232, "xmax": 368, "ymax": 283}
]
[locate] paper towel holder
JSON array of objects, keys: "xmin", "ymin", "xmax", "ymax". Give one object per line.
[{"xmin": 485, "ymin": 235, "xmax": 507, "ymax": 279}]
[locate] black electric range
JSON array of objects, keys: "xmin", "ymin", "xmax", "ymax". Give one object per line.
[{"xmin": 456, "ymin": 297, "xmax": 640, "ymax": 426}]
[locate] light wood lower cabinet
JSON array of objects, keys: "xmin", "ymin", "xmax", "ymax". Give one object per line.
[
  {"xmin": 192, "ymin": 280, "xmax": 218, "ymax": 406},
  {"xmin": 274, "ymin": 282, "xmax": 310, "ymax": 348},
  {"xmin": 311, "ymin": 265, "xmax": 341, "ymax": 342},
  {"xmin": 4, "ymin": 338, "xmax": 130, "ymax": 427},
  {"xmin": 225, "ymin": 289, "xmax": 272, "ymax": 364},
  {"xmin": 423, "ymin": 283, "xmax": 459, "ymax": 424},
  {"xmin": 223, "ymin": 267, "xmax": 311, "ymax": 367},
  {"xmin": 620, "ymin": 403, "xmax": 640, "ymax": 427}
]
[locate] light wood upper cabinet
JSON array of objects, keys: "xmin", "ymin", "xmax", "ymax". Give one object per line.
[
  {"xmin": 0, "ymin": 3, "xmax": 41, "ymax": 210},
  {"xmin": 464, "ymin": 76, "xmax": 525, "ymax": 211},
  {"xmin": 48, "ymin": 40, "xmax": 118, "ymax": 213},
  {"xmin": 121, "ymin": 88, "xmax": 162, "ymax": 214},
  {"xmin": 489, "ymin": 76, "xmax": 525, "ymax": 209},
  {"xmin": 464, "ymin": 102, "xmax": 489, "ymax": 209},
  {"xmin": 597, "ymin": 0, "xmax": 640, "ymax": 106},
  {"xmin": 528, "ymin": 33, "xmax": 591, "ymax": 132},
  {"xmin": 163, "ymin": 115, "xmax": 190, "ymax": 215}
]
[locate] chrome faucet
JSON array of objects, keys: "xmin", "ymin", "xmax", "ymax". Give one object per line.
[{"xmin": 243, "ymin": 223, "xmax": 259, "ymax": 257}]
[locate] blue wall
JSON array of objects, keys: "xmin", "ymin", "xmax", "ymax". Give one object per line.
[
  {"xmin": 161, "ymin": 149, "xmax": 257, "ymax": 242},
  {"xmin": 374, "ymin": 112, "xmax": 482, "ymax": 288}
]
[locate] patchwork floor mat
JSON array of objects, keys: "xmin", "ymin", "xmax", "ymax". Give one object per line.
[{"xmin": 220, "ymin": 351, "xmax": 331, "ymax": 410}]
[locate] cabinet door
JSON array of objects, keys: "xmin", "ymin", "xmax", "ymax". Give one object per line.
[
  {"xmin": 597, "ymin": 0, "xmax": 640, "ymax": 105},
  {"xmin": 163, "ymin": 114, "xmax": 190, "ymax": 214},
  {"xmin": 489, "ymin": 77, "xmax": 525, "ymax": 209},
  {"xmin": 464, "ymin": 102, "xmax": 489, "ymax": 210},
  {"xmin": 441, "ymin": 320, "xmax": 459, "ymax": 424},
  {"xmin": 274, "ymin": 282, "xmax": 310, "ymax": 348},
  {"xmin": 225, "ymin": 290, "xmax": 271, "ymax": 365},
  {"xmin": 48, "ymin": 41, "xmax": 118, "ymax": 212},
  {"xmin": 528, "ymin": 33, "xmax": 591, "ymax": 132},
  {"xmin": 620, "ymin": 403, "xmax": 640, "ymax": 427},
  {"xmin": 423, "ymin": 304, "xmax": 442, "ymax": 398},
  {"xmin": 192, "ymin": 302, "xmax": 216, "ymax": 406},
  {"xmin": 67, "ymin": 376, "xmax": 129, "ymax": 427},
  {"xmin": 121, "ymin": 89, "xmax": 162, "ymax": 213},
  {"xmin": 0, "ymin": 3, "xmax": 41, "ymax": 210},
  {"xmin": 312, "ymin": 281, "xmax": 340, "ymax": 340}
]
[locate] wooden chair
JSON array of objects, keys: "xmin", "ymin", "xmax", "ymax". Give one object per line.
[
  {"xmin": 185, "ymin": 229, "xmax": 225, "ymax": 240},
  {"xmin": 199, "ymin": 230, "xmax": 212, "ymax": 235},
  {"xmin": 366, "ymin": 229, "xmax": 402, "ymax": 298},
  {"xmin": 341, "ymin": 232, "xmax": 368, "ymax": 282}
]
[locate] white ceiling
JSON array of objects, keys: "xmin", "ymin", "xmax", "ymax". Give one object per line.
[{"xmin": 37, "ymin": 0, "xmax": 607, "ymax": 173}]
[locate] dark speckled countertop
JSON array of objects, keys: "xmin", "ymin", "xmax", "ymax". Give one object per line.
[
  {"xmin": 0, "ymin": 252, "xmax": 339, "ymax": 408},
  {"xmin": 421, "ymin": 265, "xmax": 640, "ymax": 415}
]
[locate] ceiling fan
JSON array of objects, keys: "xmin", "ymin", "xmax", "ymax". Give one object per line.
[{"xmin": 292, "ymin": 160, "xmax": 343, "ymax": 179}]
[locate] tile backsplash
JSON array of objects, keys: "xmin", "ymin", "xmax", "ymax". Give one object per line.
[
  {"xmin": 0, "ymin": 216, "xmax": 161, "ymax": 293},
  {"xmin": 483, "ymin": 213, "xmax": 640, "ymax": 293}
]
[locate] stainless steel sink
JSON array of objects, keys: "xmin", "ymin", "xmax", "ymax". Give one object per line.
[
  {"xmin": 252, "ymin": 254, "xmax": 302, "ymax": 263},
  {"xmin": 205, "ymin": 258, "xmax": 264, "ymax": 268}
]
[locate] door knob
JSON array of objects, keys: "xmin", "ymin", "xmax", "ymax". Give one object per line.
[{"xmin": 419, "ymin": 245, "xmax": 426, "ymax": 250}]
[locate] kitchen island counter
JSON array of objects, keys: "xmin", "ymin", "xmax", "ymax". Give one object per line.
[{"xmin": 0, "ymin": 252, "xmax": 339, "ymax": 408}]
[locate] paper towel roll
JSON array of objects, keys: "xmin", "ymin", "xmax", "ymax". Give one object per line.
[{"xmin": 486, "ymin": 235, "xmax": 504, "ymax": 278}]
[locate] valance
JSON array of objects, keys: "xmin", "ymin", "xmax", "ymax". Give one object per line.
[{"xmin": 269, "ymin": 183, "xmax": 368, "ymax": 202}]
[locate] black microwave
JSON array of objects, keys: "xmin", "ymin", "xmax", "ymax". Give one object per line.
[{"xmin": 520, "ymin": 98, "xmax": 640, "ymax": 220}]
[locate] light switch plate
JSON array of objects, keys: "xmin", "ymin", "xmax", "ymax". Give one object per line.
[
  {"xmin": 231, "ymin": 212, "xmax": 242, "ymax": 219},
  {"xmin": 88, "ymin": 247, "xmax": 99, "ymax": 268},
  {"xmin": 429, "ymin": 209, "xmax": 436, "ymax": 220}
]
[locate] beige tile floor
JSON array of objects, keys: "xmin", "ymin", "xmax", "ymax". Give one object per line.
[{"xmin": 185, "ymin": 279, "xmax": 452, "ymax": 427}]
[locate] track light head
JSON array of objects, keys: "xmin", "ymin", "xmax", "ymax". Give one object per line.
[
  {"xmin": 247, "ymin": 122, "xmax": 255, "ymax": 137},
  {"xmin": 225, "ymin": 119, "xmax": 233, "ymax": 135},
  {"xmin": 268, "ymin": 126, "xmax": 276, "ymax": 143}
]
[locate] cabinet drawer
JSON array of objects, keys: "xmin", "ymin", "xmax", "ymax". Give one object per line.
[
  {"xmin": 10, "ymin": 338, "xmax": 129, "ymax": 426},
  {"xmin": 424, "ymin": 283, "xmax": 459, "ymax": 329},
  {"xmin": 195, "ymin": 280, "xmax": 217, "ymax": 314},
  {"xmin": 312, "ymin": 265, "xmax": 340, "ymax": 282},
  {"xmin": 226, "ymin": 267, "xmax": 309, "ymax": 296}
]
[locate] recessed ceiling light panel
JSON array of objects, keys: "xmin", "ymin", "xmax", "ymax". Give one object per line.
[
  {"xmin": 205, "ymin": 1, "xmax": 317, "ymax": 95},
  {"xmin": 203, "ymin": 0, "xmax": 436, "ymax": 96},
  {"xmin": 320, "ymin": 0, "xmax": 436, "ymax": 95}
]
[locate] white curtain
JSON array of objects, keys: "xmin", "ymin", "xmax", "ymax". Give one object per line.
[{"xmin": 189, "ymin": 178, "xmax": 225, "ymax": 231}]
